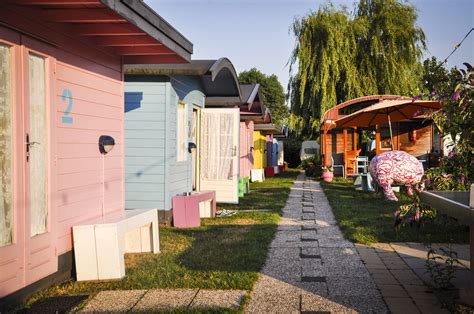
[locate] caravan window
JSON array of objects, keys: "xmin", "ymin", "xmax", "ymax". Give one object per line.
[
  {"xmin": 177, "ymin": 102, "xmax": 188, "ymax": 162},
  {"xmin": 0, "ymin": 44, "xmax": 13, "ymax": 246}
]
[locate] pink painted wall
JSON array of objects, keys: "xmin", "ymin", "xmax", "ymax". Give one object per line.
[
  {"xmin": 239, "ymin": 121, "xmax": 255, "ymax": 178},
  {"xmin": 247, "ymin": 121, "xmax": 255, "ymax": 171},
  {"xmin": 239, "ymin": 122, "xmax": 247, "ymax": 178},
  {"xmin": 0, "ymin": 7, "xmax": 124, "ymax": 297}
]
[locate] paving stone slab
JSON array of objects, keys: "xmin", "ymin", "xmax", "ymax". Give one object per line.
[
  {"xmin": 300, "ymin": 293, "xmax": 356, "ymax": 313},
  {"xmin": 377, "ymin": 284, "xmax": 409, "ymax": 298},
  {"xmin": 302, "ymin": 213, "xmax": 316, "ymax": 220},
  {"xmin": 82, "ymin": 290, "xmax": 147, "ymax": 312},
  {"xmin": 293, "ymin": 281, "xmax": 328, "ymax": 296},
  {"xmin": 262, "ymin": 259, "xmax": 301, "ymax": 280},
  {"xmin": 277, "ymin": 224, "xmax": 302, "ymax": 231},
  {"xmin": 268, "ymin": 247, "xmax": 301, "ymax": 259},
  {"xmin": 301, "ymin": 225, "xmax": 318, "ymax": 231},
  {"xmin": 391, "ymin": 242, "xmax": 429, "ymax": 258},
  {"xmin": 383, "ymin": 296, "xmax": 420, "ymax": 314},
  {"xmin": 389, "ymin": 269, "xmax": 424, "ymax": 284},
  {"xmin": 326, "ymin": 277, "xmax": 378, "ymax": 296},
  {"xmin": 318, "ymin": 239, "xmax": 354, "ymax": 248},
  {"xmin": 190, "ymin": 289, "xmax": 246, "ymax": 309},
  {"xmin": 371, "ymin": 271, "xmax": 398, "ymax": 286},
  {"xmin": 132, "ymin": 289, "xmax": 197, "ymax": 311},
  {"xmin": 402, "ymin": 256, "xmax": 429, "ymax": 269},
  {"xmin": 301, "ymin": 230, "xmax": 318, "ymax": 240},
  {"xmin": 299, "ymin": 240, "xmax": 321, "ymax": 248},
  {"xmin": 370, "ymin": 242, "xmax": 395, "ymax": 252},
  {"xmin": 246, "ymin": 275, "xmax": 300, "ymax": 313},
  {"xmin": 323, "ymin": 266, "xmax": 372, "ymax": 278},
  {"xmin": 383, "ymin": 259, "xmax": 411, "ymax": 270},
  {"xmin": 315, "ymin": 225, "xmax": 341, "ymax": 233},
  {"xmin": 322, "ymin": 255, "xmax": 366, "ymax": 269},
  {"xmin": 301, "ymin": 247, "xmax": 321, "ymax": 258},
  {"xmin": 330, "ymin": 294, "xmax": 389, "ymax": 313}
]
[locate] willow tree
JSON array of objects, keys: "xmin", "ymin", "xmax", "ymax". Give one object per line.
[{"xmin": 289, "ymin": 0, "xmax": 426, "ymax": 137}]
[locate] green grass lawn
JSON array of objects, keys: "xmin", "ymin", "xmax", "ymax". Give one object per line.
[
  {"xmin": 219, "ymin": 169, "xmax": 300, "ymax": 213},
  {"xmin": 321, "ymin": 178, "xmax": 469, "ymax": 245},
  {"xmin": 24, "ymin": 170, "xmax": 300, "ymax": 309}
]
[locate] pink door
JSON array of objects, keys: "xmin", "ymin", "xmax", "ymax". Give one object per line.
[
  {"xmin": 0, "ymin": 25, "xmax": 25, "ymax": 298},
  {"xmin": 0, "ymin": 27, "xmax": 57, "ymax": 297}
]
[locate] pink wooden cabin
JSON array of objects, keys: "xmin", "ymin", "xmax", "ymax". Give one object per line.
[
  {"xmin": 239, "ymin": 85, "xmax": 271, "ymax": 184},
  {"xmin": 0, "ymin": 0, "xmax": 192, "ymax": 305},
  {"xmin": 238, "ymin": 84, "xmax": 265, "ymax": 194}
]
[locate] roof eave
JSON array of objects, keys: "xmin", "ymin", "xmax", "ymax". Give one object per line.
[{"xmin": 101, "ymin": 0, "xmax": 193, "ymax": 62}]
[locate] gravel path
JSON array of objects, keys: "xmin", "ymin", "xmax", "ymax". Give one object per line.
[{"xmin": 246, "ymin": 173, "xmax": 388, "ymax": 313}]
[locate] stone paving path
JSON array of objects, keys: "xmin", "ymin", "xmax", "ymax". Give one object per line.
[
  {"xmin": 80, "ymin": 288, "xmax": 246, "ymax": 312},
  {"xmin": 357, "ymin": 242, "xmax": 469, "ymax": 313},
  {"xmin": 246, "ymin": 174, "xmax": 388, "ymax": 313}
]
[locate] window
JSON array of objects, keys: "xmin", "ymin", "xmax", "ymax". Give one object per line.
[
  {"xmin": 0, "ymin": 44, "xmax": 13, "ymax": 247},
  {"xmin": 29, "ymin": 53, "xmax": 48, "ymax": 236},
  {"xmin": 177, "ymin": 102, "xmax": 187, "ymax": 161},
  {"xmin": 379, "ymin": 126, "xmax": 392, "ymax": 150}
]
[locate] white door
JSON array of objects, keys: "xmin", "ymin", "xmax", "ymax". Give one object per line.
[{"xmin": 199, "ymin": 108, "xmax": 239, "ymax": 203}]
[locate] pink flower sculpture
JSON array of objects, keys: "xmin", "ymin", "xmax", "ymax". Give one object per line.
[{"xmin": 369, "ymin": 151, "xmax": 424, "ymax": 201}]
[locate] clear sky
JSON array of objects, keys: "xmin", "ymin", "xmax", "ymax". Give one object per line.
[{"xmin": 146, "ymin": 0, "xmax": 473, "ymax": 94}]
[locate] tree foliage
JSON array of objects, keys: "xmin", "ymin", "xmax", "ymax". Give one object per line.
[
  {"xmin": 420, "ymin": 57, "xmax": 459, "ymax": 97},
  {"xmin": 289, "ymin": 0, "xmax": 426, "ymax": 137},
  {"xmin": 239, "ymin": 68, "xmax": 288, "ymax": 126}
]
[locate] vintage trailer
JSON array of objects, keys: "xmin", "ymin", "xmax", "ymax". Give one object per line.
[
  {"xmin": 321, "ymin": 95, "xmax": 442, "ymax": 176},
  {"xmin": 0, "ymin": 0, "xmax": 192, "ymax": 304},
  {"xmin": 123, "ymin": 59, "xmax": 242, "ymax": 219}
]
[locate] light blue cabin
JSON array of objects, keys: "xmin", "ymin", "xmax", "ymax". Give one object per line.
[{"xmin": 124, "ymin": 59, "xmax": 241, "ymax": 223}]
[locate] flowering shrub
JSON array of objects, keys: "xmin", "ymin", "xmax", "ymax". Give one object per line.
[
  {"xmin": 429, "ymin": 62, "xmax": 473, "ymax": 190},
  {"xmin": 395, "ymin": 62, "xmax": 473, "ymax": 226}
]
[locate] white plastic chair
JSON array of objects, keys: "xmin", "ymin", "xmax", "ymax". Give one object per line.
[{"xmin": 356, "ymin": 156, "xmax": 369, "ymax": 174}]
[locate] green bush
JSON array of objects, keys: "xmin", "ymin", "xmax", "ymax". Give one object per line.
[{"xmin": 300, "ymin": 155, "xmax": 322, "ymax": 177}]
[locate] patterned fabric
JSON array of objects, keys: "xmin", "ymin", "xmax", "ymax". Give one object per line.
[{"xmin": 369, "ymin": 151, "xmax": 424, "ymax": 201}]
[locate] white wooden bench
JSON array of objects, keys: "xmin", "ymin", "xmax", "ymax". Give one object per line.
[{"xmin": 72, "ymin": 208, "xmax": 159, "ymax": 281}]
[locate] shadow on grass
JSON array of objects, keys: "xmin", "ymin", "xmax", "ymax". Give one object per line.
[
  {"xmin": 19, "ymin": 295, "xmax": 88, "ymax": 313},
  {"xmin": 220, "ymin": 170, "xmax": 301, "ymax": 213},
  {"xmin": 320, "ymin": 180, "xmax": 470, "ymax": 244},
  {"xmin": 173, "ymin": 224, "xmax": 276, "ymax": 273}
]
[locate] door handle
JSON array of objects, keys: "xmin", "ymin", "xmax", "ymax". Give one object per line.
[{"xmin": 26, "ymin": 133, "xmax": 40, "ymax": 162}]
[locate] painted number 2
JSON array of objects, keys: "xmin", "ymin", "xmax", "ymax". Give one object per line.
[{"xmin": 61, "ymin": 88, "xmax": 73, "ymax": 124}]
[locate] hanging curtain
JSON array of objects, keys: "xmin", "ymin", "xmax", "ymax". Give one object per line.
[{"xmin": 201, "ymin": 112, "xmax": 234, "ymax": 180}]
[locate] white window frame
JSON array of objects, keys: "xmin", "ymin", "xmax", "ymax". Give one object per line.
[{"xmin": 177, "ymin": 102, "xmax": 188, "ymax": 162}]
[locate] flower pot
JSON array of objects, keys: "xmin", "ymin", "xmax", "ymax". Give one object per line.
[{"xmin": 322, "ymin": 171, "xmax": 333, "ymax": 182}]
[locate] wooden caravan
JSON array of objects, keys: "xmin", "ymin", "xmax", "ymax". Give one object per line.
[
  {"xmin": 0, "ymin": 0, "xmax": 192, "ymax": 304},
  {"xmin": 321, "ymin": 95, "xmax": 442, "ymax": 176}
]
